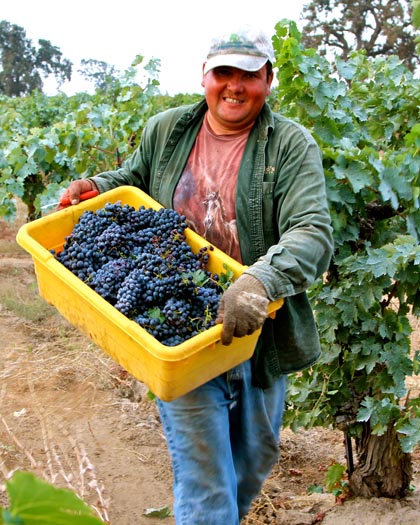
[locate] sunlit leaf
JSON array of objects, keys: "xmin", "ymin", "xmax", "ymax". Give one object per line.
[{"xmin": 3, "ymin": 471, "xmax": 105, "ymax": 524}]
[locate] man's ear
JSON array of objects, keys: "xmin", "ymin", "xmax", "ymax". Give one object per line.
[
  {"xmin": 266, "ymin": 72, "xmax": 274, "ymax": 95},
  {"xmin": 201, "ymin": 63, "xmax": 207, "ymax": 87}
]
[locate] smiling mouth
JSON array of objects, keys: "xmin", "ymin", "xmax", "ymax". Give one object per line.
[{"xmin": 224, "ymin": 97, "xmax": 243, "ymax": 104}]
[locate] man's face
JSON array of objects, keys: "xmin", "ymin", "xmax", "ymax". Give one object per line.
[{"xmin": 201, "ymin": 65, "xmax": 273, "ymax": 134}]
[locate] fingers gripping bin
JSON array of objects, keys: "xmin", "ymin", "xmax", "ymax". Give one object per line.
[{"xmin": 16, "ymin": 186, "xmax": 283, "ymax": 401}]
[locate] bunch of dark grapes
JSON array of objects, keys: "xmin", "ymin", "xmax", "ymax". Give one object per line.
[{"xmin": 55, "ymin": 201, "xmax": 230, "ymax": 346}]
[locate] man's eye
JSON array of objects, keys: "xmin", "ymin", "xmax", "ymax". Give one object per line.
[{"xmin": 215, "ymin": 68, "xmax": 230, "ymax": 76}]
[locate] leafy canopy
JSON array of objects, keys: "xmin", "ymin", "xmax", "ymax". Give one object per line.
[
  {"xmin": 0, "ymin": 20, "xmax": 72, "ymax": 96},
  {"xmin": 300, "ymin": 0, "xmax": 419, "ymax": 72},
  {"xmin": 273, "ymin": 18, "xmax": 420, "ymax": 453}
]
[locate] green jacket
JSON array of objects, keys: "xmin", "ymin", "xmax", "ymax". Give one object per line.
[{"xmin": 92, "ymin": 99, "xmax": 334, "ymax": 388}]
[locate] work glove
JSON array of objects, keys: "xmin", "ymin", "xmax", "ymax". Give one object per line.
[{"xmin": 216, "ymin": 273, "xmax": 269, "ymax": 346}]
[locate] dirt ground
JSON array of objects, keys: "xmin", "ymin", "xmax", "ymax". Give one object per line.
[{"xmin": 1, "ymin": 209, "xmax": 420, "ymax": 525}]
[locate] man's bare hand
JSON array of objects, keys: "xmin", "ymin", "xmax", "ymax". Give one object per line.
[{"xmin": 57, "ymin": 179, "xmax": 98, "ymax": 210}]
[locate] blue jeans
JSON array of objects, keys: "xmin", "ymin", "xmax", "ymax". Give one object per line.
[{"xmin": 157, "ymin": 360, "xmax": 287, "ymax": 524}]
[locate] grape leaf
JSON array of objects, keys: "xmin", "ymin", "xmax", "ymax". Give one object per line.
[
  {"xmin": 3, "ymin": 471, "xmax": 105, "ymax": 524},
  {"xmin": 398, "ymin": 418, "xmax": 420, "ymax": 453}
]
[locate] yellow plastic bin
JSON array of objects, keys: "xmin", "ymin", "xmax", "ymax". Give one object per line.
[{"xmin": 16, "ymin": 186, "xmax": 283, "ymax": 401}]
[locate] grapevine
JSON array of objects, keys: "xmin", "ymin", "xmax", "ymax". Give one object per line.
[{"xmin": 54, "ymin": 201, "xmax": 232, "ymax": 346}]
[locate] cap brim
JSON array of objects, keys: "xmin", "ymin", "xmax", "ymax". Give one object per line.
[{"xmin": 203, "ymin": 54, "xmax": 268, "ymax": 75}]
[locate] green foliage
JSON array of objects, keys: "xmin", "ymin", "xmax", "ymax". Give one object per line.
[
  {"xmin": 307, "ymin": 462, "xmax": 350, "ymax": 497},
  {"xmin": 413, "ymin": 0, "xmax": 420, "ymax": 53},
  {"xmin": 325, "ymin": 462, "xmax": 349, "ymax": 497},
  {"xmin": 300, "ymin": 0, "xmax": 419, "ymax": 72},
  {"xmin": 78, "ymin": 59, "xmax": 119, "ymax": 91},
  {"xmin": 274, "ymin": 20, "xmax": 420, "ymax": 454},
  {"xmin": 0, "ymin": 56, "xmax": 165, "ymax": 221},
  {"xmin": 307, "ymin": 483, "xmax": 323, "ymax": 494},
  {"xmin": 0, "ymin": 471, "xmax": 105, "ymax": 524},
  {"xmin": 218, "ymin": 263, "xmax": 236, "ymax": 291},
  {"xmin": 397, "ymin": 416, "xmax": 420, "ymax": 453},
  {"xmin": 0, "ymin": 21, "xmax": 72, "ymax": 96}
]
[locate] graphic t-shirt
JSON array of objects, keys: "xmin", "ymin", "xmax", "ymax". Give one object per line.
[{"xmin": 173, "ymin": 116, "xmax": 251, "ymax": 263}]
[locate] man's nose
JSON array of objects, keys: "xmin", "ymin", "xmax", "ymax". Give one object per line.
[{"xmin": 227, "ymin": 74, "xmax": 244, "ymax": 91}]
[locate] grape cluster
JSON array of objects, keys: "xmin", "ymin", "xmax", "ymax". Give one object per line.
[{"xmin": 55, "ymin": 201, "xmax": 228, "ymax": 346}]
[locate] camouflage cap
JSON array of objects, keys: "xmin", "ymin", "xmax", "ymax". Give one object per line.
[{"xmin": 204, "ymin": 25, "xmax": 274, "ymax": 75}]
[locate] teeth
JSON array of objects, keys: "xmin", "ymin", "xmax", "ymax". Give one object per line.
[{"xmin": 225, "ymin": 97, "xmax": 242, "ymax": 104}]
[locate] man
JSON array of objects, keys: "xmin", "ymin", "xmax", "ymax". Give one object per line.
[{"xmin": 61, "ymin": 25, "xmax": 333, "ymax": 524}]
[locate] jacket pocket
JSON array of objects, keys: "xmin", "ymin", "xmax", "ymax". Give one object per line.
[{"xmin": 262, "ymin": 182, "xmax": 276, "ymax": 235}]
